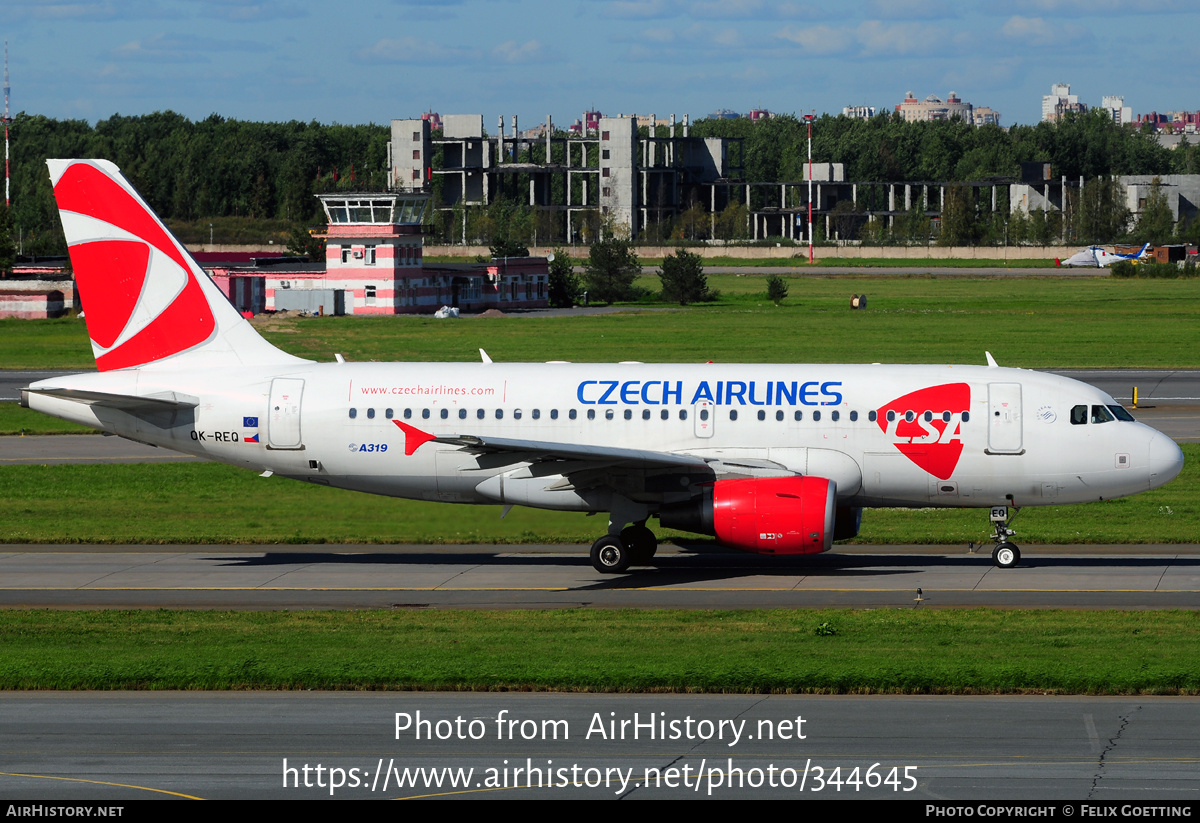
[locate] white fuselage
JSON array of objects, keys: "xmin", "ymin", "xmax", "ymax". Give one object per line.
[{"xmin": 27, "ymin": 361, "xmax": 1183, "ymax": 514}]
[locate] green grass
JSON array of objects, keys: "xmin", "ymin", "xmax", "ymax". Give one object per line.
[
  {"xmin": 0, "ymin": 404, "xmax": 94, "ymax": 435},
  {"xmin": 4, "ymin": 276, "xmax": 1200, "ymax": 369},
  {"xmin": 636, "ymin": 256, "xmax": 1060, "ymax": 269},
  {"xmin": 243, "ymin": 276, "xmax": 1200, "ymax": 369},
  {"xmin": 0, "ymin": 446, "xmax": 1195, "ymax": 545},
  {"xmin": 1, "ymin": 609, "xmax": 1197, "ymax": 693}
]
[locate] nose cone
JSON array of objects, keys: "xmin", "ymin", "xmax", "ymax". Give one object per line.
[{"xmin": 1147, "ymin": 429, "xmax": 1184, "ymax": 490}]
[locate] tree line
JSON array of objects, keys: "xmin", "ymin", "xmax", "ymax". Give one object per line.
[{"xmin": 3, "ymin": 108, "xmax": 1200, "ymax": 264}]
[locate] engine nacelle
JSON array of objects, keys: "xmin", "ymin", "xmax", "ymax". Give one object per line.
[{"xmin": 658, "ymin": 476, "xmax": 836, "ymax": 555}]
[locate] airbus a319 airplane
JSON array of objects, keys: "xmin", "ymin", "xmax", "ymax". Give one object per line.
[{"xmin": 23, "ymin": 160, "xmax": 1184, "ymax": 573}]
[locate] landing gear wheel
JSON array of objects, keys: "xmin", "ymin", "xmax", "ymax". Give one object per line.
[
  {"xmin": 620, "ymin": 525, "xmax": 658, "ymax": 565},
  {"xmin": 591, "ymin": 535, "xmax": 631, "ymax": 574},
  {"xmin": 992, "ymin": 542, "xmax": 1020, "ymax": 568}
]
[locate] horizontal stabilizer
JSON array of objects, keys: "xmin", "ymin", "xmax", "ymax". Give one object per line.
[{"xmin": 23, "ymin": 386, "xmax": 199, "ymax": 411}]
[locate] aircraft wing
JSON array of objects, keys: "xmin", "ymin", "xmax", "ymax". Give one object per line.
[{"xmin": 395, "ymin": 420, "xmax": 709, "ymax": 470}]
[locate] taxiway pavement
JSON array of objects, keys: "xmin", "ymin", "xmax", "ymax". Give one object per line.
[{"xmin": 1, "ymin": 544, "xmax": 1198, "ymax": 609}]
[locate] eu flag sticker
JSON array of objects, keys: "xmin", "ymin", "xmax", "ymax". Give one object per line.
[{"xmin": 243, "ymin": 416, "xmax": 259, "ymax": 427}]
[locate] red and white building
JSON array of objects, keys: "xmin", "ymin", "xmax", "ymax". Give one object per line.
[{"xmin": 206, "ymin": 192, "xmax": 549, "ymax": 316}]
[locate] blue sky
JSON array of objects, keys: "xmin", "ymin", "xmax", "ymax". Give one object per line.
[{"xmin": 7, "ymin": 0, "xmax": 1198, "ymax": 128}]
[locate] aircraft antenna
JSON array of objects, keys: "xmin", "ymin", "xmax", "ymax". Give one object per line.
[{"xmin": 3, "ymin": 42, "xmax": 10, "ymax": 208}]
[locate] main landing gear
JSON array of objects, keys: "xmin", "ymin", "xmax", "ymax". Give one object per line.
[
  {"xmin": 988, "ymin": 505, "xmax": 1021, "ymax": 569},
  {"xmin": 590, "ymin": 523, "xmax": 658, "ymax": 574}
]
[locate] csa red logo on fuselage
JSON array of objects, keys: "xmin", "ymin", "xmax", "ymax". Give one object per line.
[{"xmin": 876, "ymin": 383, "xmax": 970, "ymax": 480}]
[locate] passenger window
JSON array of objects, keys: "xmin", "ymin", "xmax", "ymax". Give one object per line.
[
  {"xmin": 550, "ymin": 409, "xmax": 558, "ymax": 420},
  {"xmin": 348, "ymin": 408, "xmax": 357, "ymax": 419},
  {"xmin": 757, "ymin": 410, "xmax": 766, "ymax": 421},
  {"xmin": 729, "ymin": 410, "xmax": 738, "ymax": 421},
  {"xmin": 849, "ymin": 410, "xmax": 858, "ymax": 422},
  {"xmin": 869, "ymin": 410, "xmax": 877, "ymax": 422},
  {"xmin": 421, "ymin": 409, "xmax": 430, "ymax": 419},
  {"xmin": 700, "ymin": 409, "xmax": 708, "ymax": 421},
  {"xmin": 513, "ymin": 409, "xmax": 522, "ymax": 420},
  {"xmin": 831, "ymin": 410, "xmax": 840, "ymax": 422},
  {"xmin": 776, "ymin": 410, "xmax": 784, "ymax": 421},
  {"xmin": 587, "ymin": 409, "xmax": 596, "ymax": 420},
  {"xmin": 367, "ymin": 408, "xmax": 375, "ymax": 419},
  {"xmin": 495, "ymin": 409, "xmax": 503, "ymax": 419},
  {"xmin": 459, "ymin": 409, "xmax": 467, "ymax": 419},
  {"xmin": 623, "ymin": 409, "xmax": 632, "ymax": 420},
  {"xmin": 1070, "ymin": 405, "xmax": 1088, "ymax": 425},
  {"xmin": 404, "ymin": 409, "xmax": 412, "ymax": 419},
  {"xmin": 886, "ymin": 410, "xmax": 895, "ymax": 422},
  {"xmin": 923, "ymin": 411, "xmax": 932, "ymax": 422},
  {"xmin": 794, "ymin": 410, "xmax": 803, "ymax": 421},
  {"xmin": 643, "ymin": 409, "xmax": 651, "ymax": 420},
  {"xmin": 569, "ymin": 409, "xmax": 577, "ymax": 420},
  {"xmin": 605, "ymin": 409, "xmax": 614, "ymax": 420},
  {"xmin": 532, "ymin": 409, "xmax": 540, "ymax": 420},
  {"xmin": 440, "ymin": 409, "xmax": 449, "ymax": 419},
  {"xmin": 661, "ymin": 410, "xmax": 669, "ymax": 420},
  {"xmin": 1091, "ymin": 405, "xmax": 1114, "ymax": 424},
  {"xmin": 941, "ymin": 411, "xmax": 950, "ymax": 422},
  {"xmin": 385, "ymin": 408, "xmax": 393, "ymax": 419},
  {"xmin": 813, "ymin": 411, "xmax": 821, "ymax": 421},
  {"xmin": 962, "ymin": 411, "xmax": 970, "ymax": 422},
  {"xmin": 680, "ymin": 410, "xmax": 688, "ymax": 420},
  {"xmin": 904, "ymin": 411, "xmax": 914, "ymax": 422},
  {"xmin": 477, "ymin": 409, "xmax": 485, "ymax": 419}
]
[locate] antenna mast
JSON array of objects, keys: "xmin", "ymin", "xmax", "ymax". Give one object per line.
[{"xmin": 3, "ymin": 42, "xmax": 10, "ymax": 208}]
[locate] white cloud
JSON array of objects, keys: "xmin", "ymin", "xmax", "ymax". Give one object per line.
[
  {"xmin": 1001, "ymin": 15, "xmax": 1091, "ymax": 47},
  {"xmin": 1013, "ymin": 0, "xmax": 1190, "ymax": 13},
  {"xmin": 492, "ymin": 40, "xmax": 556, "ymax": 64},
  {"xmin": 357, "ymin": 37, "xmax": 472, "ymax": 64},
  {"xmin": 599, "ymin": 0, "xmax": 674, "ymax": 19},
  {"xmin": 775, "ymin": 25, "xmax": 853, "ymax": 55},
  {"xmin": 854, "ymin": 21, "xmax": 945, "ymax": 56},
  {"xmin": 689, "ymin": 0, "xmax": 762, "ymax": 19},
  {"xmin": 114, "ymin": 32, "xmax": 254, "ymax": 63},
  {"xmin": 867, "ymin": 0, "xmax": 958, "ymax": 20}
]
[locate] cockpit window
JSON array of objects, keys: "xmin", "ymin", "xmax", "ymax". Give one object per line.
[
  {"xmin": 1091, "ymin": 405, "xmax": 1114, "ymax": 424},
  {"xmin": 1070, "ymin": 405, "xmax": 1088, "ymax": 425},
  {"xmin": 1107, "ymin": 404, "xmax": 1135, "ymax": 422}
]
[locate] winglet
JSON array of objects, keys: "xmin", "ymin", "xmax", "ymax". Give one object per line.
[
  {"xmin": 985, "ymin": 351, "xmax": 998, "ymax": 368},
  {"xmin": 393, "ymin": 420, "xmax": 436, "ymax": 456}
]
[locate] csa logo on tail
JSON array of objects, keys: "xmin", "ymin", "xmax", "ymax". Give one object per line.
[
  {"xmin": 51, "ymin": 161, "xmax": 216, "ymax": 371},
  {"xmin": 877, "ymin": 383, "xmax": 970, "ymax": 480}
]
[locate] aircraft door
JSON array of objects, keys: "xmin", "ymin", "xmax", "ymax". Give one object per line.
[
  {"xmin": 268, "ymin": 378, "xmax": 305, "ymax": 449},
  {"xmin": 987, "ymin": 382, "xmax": 1022, "ymax": 454},
  {"xmin": 694, "ymin": 400, "xmax": 714, "ymax": 438}
]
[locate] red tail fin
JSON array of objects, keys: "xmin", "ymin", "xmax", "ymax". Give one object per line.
[{"xmin": 48, "ymin": 159, "xmax": 304, "ymax": 371}]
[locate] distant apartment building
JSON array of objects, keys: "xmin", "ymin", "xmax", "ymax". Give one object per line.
[
  {"xmin": 1042, "ymin": 83, "xmax": 1086, "ymax": 122},
  {"xmin": 567, "ymin": 110, "xmax": 602, "ymax": 136},
  {"xmin": 895, "ymin": 91, "xmax": 994, "ymax": 125},
  {"xmin": 972, "ymin": 107, "xmax": 1001, "ymax": 128},
  {"xmin": 1135, "ymin": 110, "xmax": 1200, "ymax": 134},
  {"xmin": 841, "ymin": 105, "xmax": 877, "ymax": 120},
  {"xmin": 1100, "ymin": 96, "xmax": 1132, "ymax": 126}
]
